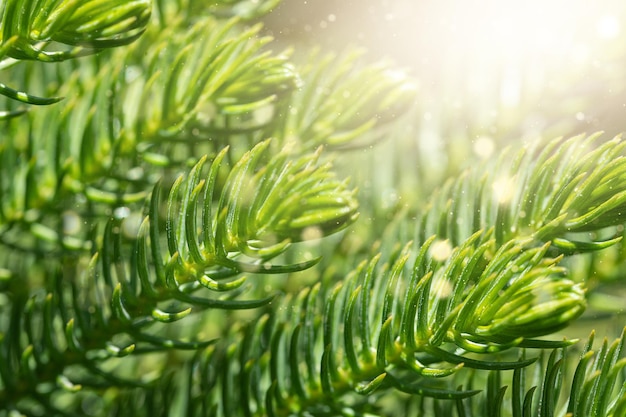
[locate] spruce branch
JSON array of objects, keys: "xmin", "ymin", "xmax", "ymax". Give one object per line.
[
  {"xmin": 1, "ymin": 0, "xmax": 151, "ymax": 59},
  {"xmin": 0, "ymin": 0, "xmax": 624, "ymax": 416},
  {"xmin": 186, "ymin": 134, "xmax": 626, "ymax": 416},
  {"xmin": 148, "ymin": 139, "xmax": 357, "ymax": 289},
  {"xmin": 417, "ymin": 133, "xmax": 626, "ymax": 254},
  {"xmin": 205, "ymin": 0, "xmax": 283, "ymax": 20},
  {"xmin": 154, "ymin": 0, "xmax": 282, "ymax": 24},
  {"xmin": 0, "ymin": 14, "xmax": 301, "ymax": 255},
  {"xmin": 190, "ymin": 233, "xmax": 587, "ymax": 416},
  {"xmin": 119, "ymin": 16, "xmax": 298, "ymax": 152},
  {"xmin": 0, "ymin": 0, "xmax": 151, "ymax": 106},
  {"xmin": 272, "ymin": 50, "xmax": 418, "ymax": 150},
  {"xmin": 455, "ymin": 330, "xmax": 626, "ymax": 417},
  {"xmin": 0, "ymin": 139, "xmax": 357, "ymax": 414}
]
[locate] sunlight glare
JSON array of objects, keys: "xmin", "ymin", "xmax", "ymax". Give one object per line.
[
  {"xmin": 597, "ymin": 14, "xmax": 620, "ymax": 39},
  {"xmin": 492, "ymin": 176, "xmax": 516, "ymax": 204}
]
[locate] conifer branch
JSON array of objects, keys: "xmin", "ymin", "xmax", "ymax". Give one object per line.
[
  {"xmin": 0, "ymin": 1, "xmax": 624, "ymax": 416},
  {"xmin": 0, "ymin": 14, "xmax": 301, "ymax": 255},
  {"xmin": 0, "ymin": 139, "xmax": 358, "ymax": 414},
  {"xmin": 417, "ymin": 134, "xmax": 626, "ymax": 254},
  {"xmin": 187, "ymin": 135, "xmax": 626, "ymax": 416},
  {"xmin": 273, "ymin": 50, "xmax": 418, "ymax": 150},
  {"xmin": 0, "ymin": 0, "xmax": 151, "ymax": 106}
]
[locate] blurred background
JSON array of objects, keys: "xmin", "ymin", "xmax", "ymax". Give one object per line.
[
  {"xmin": 265, "ymin": 0, "xmax": 626, "ymax": 143},
  {"xmin": 263, "ymin": 0, "xmax": 626, "ymax": 212},
  {"xmin": 264, "ymin": 0, "xmax": 626, "ymax": 324}
]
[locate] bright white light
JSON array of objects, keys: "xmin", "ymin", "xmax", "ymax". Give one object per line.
[
  {"xmin": 384, "ymin": 1, "xmax": 623, "ymax": 107},
  {"xmin": 430, "ymin": 239, "xmax": 453, "ymax": 262},
  {"xmin": 492, "ymin": 176, "xmax": 516, "ymax": 204},
  {"xmin": 473, "ymin": 136, "xmax": 495, "ymax": 159},
  {"xmin": 597, "ymin": 15, "xmax": 620, "ymax": 39},
  {"xmin": 113, "ymin": 206, "xmax": 130, "ymax": 219},
  {"xmin": 432, "ymin": 276, "xmax": 453, "ymax": 298},
  {"xmin": 435, "ymin": 1, "xmax": 586, "ymax": 66}
]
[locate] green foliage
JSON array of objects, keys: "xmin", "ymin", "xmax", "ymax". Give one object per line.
[
  {"xmin": 272, "ymin": 49, "xmax": 417, "ymax": 150},
  {"xmin": 417, "ymin": 134, "xmax": 626, "ymax": 252},
  {"xmin": 0, "ymin": 1, "xmax": 625, "ymax": 417},
  {"xmin": 0, "ymin": 0, "xmax": 150, "ymax": 107},
  {"xmin": 194, "ymin": 135, "xmax": 626, "ymax": 417}
]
